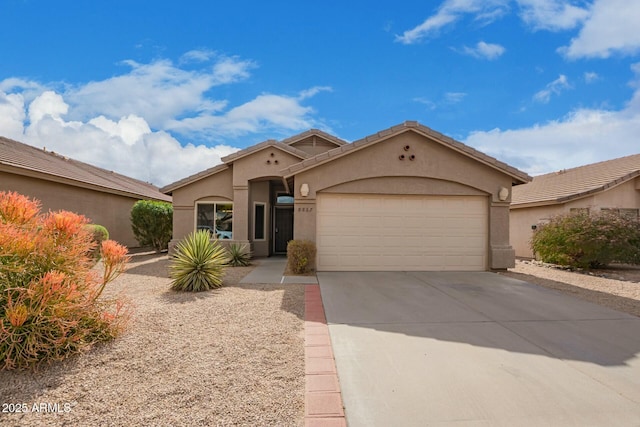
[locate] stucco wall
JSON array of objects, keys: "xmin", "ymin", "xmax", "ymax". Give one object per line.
[
  {"xmin": 248, "ymin": 180, "xmax": 271, "ymax": 257},
  {"xmin": 292, "ymin": 132, "xmax": 513, "ymax": 198},
  {"xmin": 510, "ymin": 178, "xmax": 640, "ymax": 258},
  {"xmin": 171, "ymin": 167, "xmax": 234, "ymax": 244},
  {"xmin": 0, "ymin": 171, "xmax": 143, "ymax": 247},
  {"xmin": 291, "ymin": 131, "xmax": 517, "ymax": 269},
  {"xmin": 232, "ymin": 149, "xmax": 303, "ymax": 186}
]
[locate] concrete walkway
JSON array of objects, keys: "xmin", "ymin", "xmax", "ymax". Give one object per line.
[
  {"xmin": 238, "ymin": 257, "xmax": 340, "ymax": 425},
  {"xmin": 239, "ymin": 257, "xmax": 318, "ymax": 284},
  {"xmin": 318, "ymin": 271, "xmax": 640, "ymax": 426}
]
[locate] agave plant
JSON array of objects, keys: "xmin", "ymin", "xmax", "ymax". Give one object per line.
[
  {"xmin": 226, "ymin": 243, "xmax": 252, "ymax": 267},
  {"xmin": 169, "ymin": 230, "xmax": 228, "ymax": 291}
]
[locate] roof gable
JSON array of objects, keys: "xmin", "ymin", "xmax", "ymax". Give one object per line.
[
  {"xmin": 160, "ymin": 163, "xmax": 229, "ymax": 194},
  {"xmin": 512, "ymin": 153, "xmax": 640, "ymax": 207},
  {"xmin": 162, "ymin": 140, "xmax": 309, "ymax": 194},
  {"xmin": 282, "ymin": 121, "xmax": 531, "ymax": 184},
  {"xmin": 280, "ymin": 129, "xmax": 347, "ymax": 148},
  {"xmin": 221, "ymin": 139, "xmax": 309, "ymax": 164},
  {"xmin": 0, "ymin": 136, "xmax": 171, "ymax": 201}
]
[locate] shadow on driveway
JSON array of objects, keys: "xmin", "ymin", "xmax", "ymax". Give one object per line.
[{"xmin": 318, "ymin": 271, "xmax": 640, "ymax": 426}]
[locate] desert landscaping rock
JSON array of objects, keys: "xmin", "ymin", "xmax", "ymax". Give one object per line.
[
  {"xmin": 503, "ymin": 260, "xmax": 640, "ymax": 318},
  {"xmin": 0, "ymin": 252, "xmax": 305, "ymax": 427}
]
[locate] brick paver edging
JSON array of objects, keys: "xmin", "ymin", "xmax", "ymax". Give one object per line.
[{"xmin": 304, "ymin": 284, "xmax": 347, "ymax": 427}]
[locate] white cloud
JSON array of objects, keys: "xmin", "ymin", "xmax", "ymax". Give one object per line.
[
  {"xmin": 28, "ymin": 91, "xmax": 69, "ymax": 124},
  {"xmin": 395, "ymin": 0, "xmax": 509, "ymax": 44},
  {"xmin": 533, "ymin": 74, "xmax": 571, "ymax": 103},
  {"xmin": 465, "ymin": 64, "xmax": 640, "ymax": 175},
  {"xmin": 298, "ymin": 86, "xmax": 333, "ymax": 100},
  {"xmin": 88, "ymin": 115, "xmax": 151, "ymax": 146},
  {"xmin": 66, "ymin": 56, "xmax": 253, "ymax": 128},
  {"xmin": 461, "ymin": 41, "xmax": 506, "ymax": 59},
  {"xmin": 211, "ymin": 56, "xmax": 255, "ymax": 85},
  {"xmin": 584, "ymin": 71, "xmax": 599, "ymax": 83},
  {"xmin": 414, "ymin": 97, "xmax": 437, "ymax": 110},
  {"xmin": 0, "ymin": 54, "xmax": 331, "ymax": 186},
  {"xmin": 444, "ymin": 92, "xmax": 467, "ymax": 104},
  {"xmin": 561, "ymin": 0, "xmax": 640, "ymax": 59},
  {"xmin": 516, "ymin": 0, "xmax": 589, "ymax": 31},
  {"xmin": 180, "ymin": 49, "xmax": 216, "ymax": 63},
  {"xmin": 165, "ymin": 90, "xmax": 329, "ymax": 139},
  {"xmin": 0, "ymin": 92, "xmax": 25, "ymax": 140}
]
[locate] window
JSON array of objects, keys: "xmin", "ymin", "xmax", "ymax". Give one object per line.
[
  {"xmin": 601, "ymin": 208, "xmax": 639, "ymax": 220},
  {"xmin": 196, "ymin": 202, "xmax": 233, "ymax": 239},
  {"xmin": 254, "ymin": 203, "xmax": 266, "ymax": 240},
  {"xmin": 276, "ymin": 194, "xmax": 294, "ymax": 204},
  {"xmin": 569, "ymin": 208, "xmax": 589, "ymax": 214}
]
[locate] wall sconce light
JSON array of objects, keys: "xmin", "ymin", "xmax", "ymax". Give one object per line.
[
  {"xmin": 498, "ymin": 187, "xmax": 509, "ymax": 201},
  {"xmin": 300, "ymin": 183, "xmax": 310, "ymax": 197}
]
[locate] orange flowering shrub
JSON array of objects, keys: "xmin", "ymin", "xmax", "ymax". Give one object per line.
[{"xmin": 0, "ymin": 191, "xmax": 131, "ymax": 370}]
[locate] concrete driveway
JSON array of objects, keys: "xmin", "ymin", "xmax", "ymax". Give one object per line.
[{"xmin": 317, "ymin": 271, "xmax": 640, "ymax": 426}]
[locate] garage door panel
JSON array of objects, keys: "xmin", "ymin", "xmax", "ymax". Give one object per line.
[{"xmin": 317, "ymin": 194, "xmax": 488, "ymax": 271}]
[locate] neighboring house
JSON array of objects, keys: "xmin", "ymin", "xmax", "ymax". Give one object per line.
[
  {"xmin": 162, "ymin": 121, "xmax": 530, "ymax": 271},
  {"xmin": 0, "ymin": 136, "xmax": 172, "ymax": 248},
  {"xmin": 510, "ymin": 154, "xmax": 640, "ymax": 258}
]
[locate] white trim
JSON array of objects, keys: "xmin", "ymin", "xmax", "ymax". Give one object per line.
[{"xmin": 194, "ymin": 201, "xmax": 234, "ymax": 240}]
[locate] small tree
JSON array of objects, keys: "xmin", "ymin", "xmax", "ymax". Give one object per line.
[
  {"xmin": 531, "ymin": 211, "xmax": 640, "ymax": 268},
  {"xmin": 130, "ymin": 200, "xmax": 173, "ymax": 252}
]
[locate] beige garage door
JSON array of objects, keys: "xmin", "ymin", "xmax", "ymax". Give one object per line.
[{"xmin": 316, "ymin": 194, "xmax": 488, "ymax": 271}]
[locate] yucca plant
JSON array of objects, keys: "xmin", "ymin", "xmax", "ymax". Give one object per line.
[
  {"xmin": 226, "ymin": 243, "xmax": 251, "ymax": 267},
  {"xmin": 169, "ymin": 230, "xmax": 228, "ymax": 291}
]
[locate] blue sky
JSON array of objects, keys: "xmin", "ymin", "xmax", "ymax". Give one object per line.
[{"xmin": 1, "ymin": 0, "xmax": 639, "ymax": 186}]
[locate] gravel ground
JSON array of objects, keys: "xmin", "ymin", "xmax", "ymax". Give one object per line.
[
  {"xmin": 0, "ymin": 252, "xmax": 305, "ymax": 427},
  {"xmin": 501, "ymin": 260, "xmax": 640, "ymax": 317}
]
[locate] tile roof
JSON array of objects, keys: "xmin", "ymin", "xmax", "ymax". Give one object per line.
[
  {"xmin": 161, "ymin": 121, "xmax": 532, "ymax": 194},
  {"xmin": 511, "ymin": 153, "xmax": 640, "ymax": 207},
  {"xmin": 282, "ymin": 121, "xmax": 531, "ymax": 184},
  {"xmin": 162, "ymin": 140, "xmax": 310, "ymax": 194},
  {"xmin": 161, "ymin": 163, "xmax": 229, "ymax": 194},
  {"xmin": 0, "ymin": 136, "xmax": 171, "ymax": 202}
]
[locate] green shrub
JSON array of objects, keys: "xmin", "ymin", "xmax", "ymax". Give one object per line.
[
  {"xmin": 226, "ymin": 243, "xmax": 251, "ymax": 267},
  {"xmin": 130, "ymin": 200, "xmax": 173, "ymax": 252},
  {"xmin": 531, "ymin": 211, "xmax": 640, "ymax": 268},
  {"xmin": 86, "ymin": 224, "xmax": 109, "ymax": 260},
  {"xmin": 169, "ymin": 230, "xmax": 228, "ymax": 291},
  {"xmin": 0, "ymin": 191, "xmax": 130, "ymax": 370},
  {"xmin": 287, "ymin": 240, "xmax": 317, "ymax": 274}
]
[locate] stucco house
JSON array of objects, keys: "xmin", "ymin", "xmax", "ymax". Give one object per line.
[
  {"xmin": 0, "ymin": 136, "xmax": 171, "ymax": 247},
  {"xmin": 510, "ymin": 154, "xmax": 640, "ymax": 258},
  {"xmin": 162, "ymin": 121, "xmax": 531, "ymax": 271}
]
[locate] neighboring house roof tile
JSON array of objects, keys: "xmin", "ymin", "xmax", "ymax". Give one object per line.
[
  {"xmin": 0, "ymin": 136, "xmax": 171, "ymax": 202},
  {"xmin": 511, "ymin": 153, "xmax": 640, "ymax": 207},
  {"xmin": 282, "ymin": 121, "xmax": 531, "ymax": 184}
]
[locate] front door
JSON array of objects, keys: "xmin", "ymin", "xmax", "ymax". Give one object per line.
[{"xmin": 274, "ymin": 207, "xmax": 294, "ymax": 254}]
